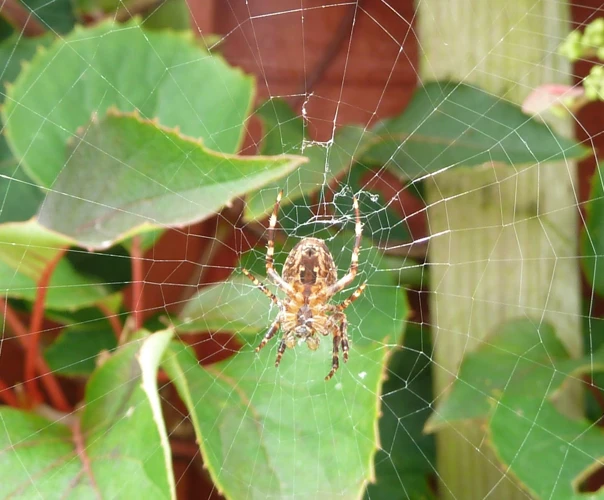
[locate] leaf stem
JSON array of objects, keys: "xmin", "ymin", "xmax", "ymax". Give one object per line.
[
  {"xmin": 97, "ymin": 302, "xmax": 123, "ymax": 339},
  {"xmin": 131, "ymin": 236, "xmax": 145, "ymax": 331},
  {"xmin": 27, "ymin": 249, "xmax": 66, "ymax": 404},
  {"xmin": 0, "ymin": 0, "xmax": 46, "ymax": 36},
  {"xmin": 0, "ymin": 379, "xmax": 19, "ymax": 407},
  {"xmin": 0, "ymin": 299, "xmax": 70, "ymax": 411},
  {"xmin": 71, "ymin": 417, "xmax": 101, "ymax": 496}
]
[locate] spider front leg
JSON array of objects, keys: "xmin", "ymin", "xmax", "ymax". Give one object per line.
[
  {"xmin": 241, "ymin": 268, "xmax": 280, "ymax": 306},
  {"xmin": 337, "ymin": 282, "xmax": 367, "ymax": 311},
  {"xmin": 265, "ymin": 190, "xmax": 294, "ymax": 295}
]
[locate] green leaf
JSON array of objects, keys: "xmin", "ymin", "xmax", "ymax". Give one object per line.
[
  {"xmin": 425, "ymin": 319, "xmax": 569, "ymax": 430},
  {"xmin": 143, "ymin": 0, "xmax": 190, "ymax": 30},
  {"xmin": 363, "ymin": 81, "xmax": 590, "ymax": 180},
  {"xmin": 0, "ymin": 329, "xmax": 175, "ymax": 498},
  {"xmin": 0, "ymin": 168, "xmax": 43, "ymax": 223},
  {"xmin": 75, "ymin": 0, "xmax": 190, "ymax": 30},
  {"xmin": 582, "ymin": 163, "xmax": 604, "ymax": 297},
  {"xmin": 44, "ymin": 293, "xmax": 122, "ymax": 326},
  {"xmin": 178, "ymin": 232, "xmax": 398, "ymax": 333},
  {"xmin": 244, "ymin": 98, "xmax": 370, "ymax": 221},
  {"xmin": 65, "ymin": 244, "xmax": 132, "ymax": 293},
  {"xmin": 0, "ymin": 220, "xmax": 110, "ymax": 309},
  {"xmin": 0, "ymin": 34, "xmax": 53, "ymax": 220},
  {"xmin": 44, "ymin": 321, "xmax": 118, "ymax": 376},
  {"xmin": 424, "ymin": 318, "xmax": 604, "ymax": 499},
  {"xmin": 364, "ymin": 323, "xmax": 436, "ymax": 499},
  {"xmin": 164, "ymin": 281, "xmax": 407, "ymax": 499},
  {"xmin": 3, "ymin": 19, "xmax": 255, "ymax": 188},
  {"xmin": 19, "ymin": 0, "xmax": 76, "ymax": 33},
  {"xmin": 37, "ymin": 110, "xmax": 306, "ymax": 250},
  {"xmin": 334, "ymin": 164, "xmax": 411, "ymax": 245}
]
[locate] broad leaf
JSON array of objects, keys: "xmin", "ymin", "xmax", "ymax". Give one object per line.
[
  {"xmin": 44, "ymin": 321, "xmax": 118, "ymax": 376},
  {"xmin": 363, "ymin": 81, "xmax": 590, "ymax": 179},
  {"xmin": 582, "ymin": 163, "xmax": 604, "ymax": 297},
  {"xmin": 0, "ymin": 34, "xmax": 52, "ymax": 221},
  {"xmin": 3, "ymin": 20, "xmax": 254, "ymax": 187},
  {"xmin": 244, "ymin": 99, "xmax": 370, "ymax": 221},
  {"xmin": 164, "ymin": 281, "xmax": 407, "ymax": 499},
  {"xmin": 425, "ymin": 320, "xmax": 569, "ymax": 429},
  {"xmin": 364, "ymin": 323, "xmax": 436, "ymax": 499},
  {"xmin": 20, "ymin": 0, "xmax": 76, "ymax": 33},
  {"xmin": 0, "ymin": 220, "xmax": 110, "ymax": 309},
  {"xmin": 178, "ymin": 232, "xmax": 397, "ymax": 333},
  {"xmin": 424, "ymin": 318, "xmax": 604, "ymax": 499},
  {"xmin": 334, "ymin": 164, "xmax": 411, "ymax": 245},
  {"xmin": 0, "ymin": 329, "xmax": 175, "ymax": 498},
  {"xmin": 38, "ymin": 110, "xmax": 306, "ymax": 249},
  {"xmin": 143, "ymin": 0, "xmax": 191, "ymax": 30},
  {"xmin": 75, "ymin": 0, "xmax": 190, "ymax": 30},
  {"xmin": 0, "ymin": 169, "xmax": 43, "ymax": 223}
]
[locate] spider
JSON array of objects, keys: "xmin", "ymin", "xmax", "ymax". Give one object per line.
[{"xmin": 242, "ymin": 190, "xmax": 366, "ymax": 381}]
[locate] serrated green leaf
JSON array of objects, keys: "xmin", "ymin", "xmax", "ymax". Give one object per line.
[
  {"xmin": 0, "ymin": 34, "xmax": 53, "ymax": 221},
  {"xmin": 20, "ymin": 0, "xmax": 76, "ymax": 33},
  {"xmin": 424, "ymin": 318, "xmax": 604, "ymax": 500},
  {"xmin": 44, "ymin": 321, "xmax": 118, "ymax": 376},
  {"xmin": 0, "ymin": 329, "xmax": 175, "ymax": 499},
  {"xmin": 143, "ymin": 0, "xmax": 190, "ymax": 30},
  {"xmin": 0, "ymin": 169, "xmax": 43, "ymax": 223},
  {"xmin": 582, "ymin": 164, "xmax": 604, "ymax": 297},
  {"xmin": 64, "ymin": 244, "xmax": 132, "ymax": 293},
  {"xmin": 364, "ymin": 323, "xmax": 436, "ymax": 499},
  {"xmin": 363, "ymin": 81, "xmax": 590, "ymax": 180},
  {"xmin": 3, "ymin": 20, "xmax": 255, "ymax": 188},
  {"xmin": 334, "ymin": 163, "xmax": 411, "ymax": 245},
  {"xmin": 37, "ymin": 111, "xmax": 306, "ymax": 250},
  {"xmin": 164, "ymin": 283, "xmax": 406, "ymax": 499},
  {"xmin": 178, "ymin": 232, "xmax": 397, "ymax": 334},
  {"xmin": 425, "ymin": 319, "xmax": 569, "ymax": 430},
  {"xmin": 244, "ymin": 99, "xmax": 371, "ymax": 221},
  {"xmin": 0, "ymin": 220, "xmax": 109, "ymax": 309}
]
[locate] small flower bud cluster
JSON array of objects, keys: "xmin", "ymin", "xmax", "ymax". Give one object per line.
[{"xmin": 559, "ymin": 18, "xmax": 604, "ymax": 102}]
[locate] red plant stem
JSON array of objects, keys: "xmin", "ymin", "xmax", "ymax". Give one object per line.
[
  {"xmin": 27, "ymin": 249, "xmax": 66, "ymax": 405},
  {"xmin": 130, "ymin": 236, "xmax": 145, "ymax": 331},
  {"xmin": 71, "ymin": 418, "xmax": 100, "ymax": 494},
  {"xmin": 33, "ymin": 357, "xmax": 71, "ymax": 412},
  {"xmin": 97, "ymin": 303, "xmax": 123, "ymax": 339},
  {"xmin": 0, "ymin": 0, "xmax": 46, "ymax": 36},
  {"xmin": 0, "ymin": 379, "xmax": 19, "ymax": 407},
  {"xmin": 0, "ymin": 300, "xmax": 70, "ymax": 411}
]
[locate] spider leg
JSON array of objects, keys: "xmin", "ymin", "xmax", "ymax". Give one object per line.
[
  {"xmin": 327, "ymin": 196, "xmax": 362, "ymax": 296},
  {"xmin": 325, "ymin": 333, "xmax": 341, "ymax": 381},
  {"xmin": 275, "ymin": 338, "xmax": 287, "ymax": 367},
  {"xmin": 256, "ymin": 317, "xmax": 280, "ymax": 352},
  {"xmin": 242, "ymin": 268, "xmax": 280, "ymax": 306},
  {"xmin": 340, "ymin": 316, "xmax": 349, "ymax": 363},
  {"xmin": 266, "ymin": 190, "xmax": 294, "ymax": 294},
  {"xmin": 337, "ymin": 282, "xmax": 367, "ymax": 311}
]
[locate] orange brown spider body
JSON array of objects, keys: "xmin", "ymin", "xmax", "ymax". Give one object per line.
[{"xmin": 242, "ymin": 191, "xmax": 366, "ymax": 380}]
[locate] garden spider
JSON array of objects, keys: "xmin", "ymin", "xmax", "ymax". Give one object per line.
[{"xmin": 242, "ymin": 191, "xmax": 366, "ymax": 380}]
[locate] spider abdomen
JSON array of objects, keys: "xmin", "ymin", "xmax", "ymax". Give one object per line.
[{"xmin": 282, "ymin": 237, "xmax": 337, "ymax": 288}]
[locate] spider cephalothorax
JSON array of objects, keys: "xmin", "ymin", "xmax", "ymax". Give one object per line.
[{"xmin": 242, "ymin": 191, "xmax": 366, "ymax": 380}]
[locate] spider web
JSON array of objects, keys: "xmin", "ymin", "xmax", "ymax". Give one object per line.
[{"xmin": 0, "ymin": 1, "xmax": 602, "ymax": 499}]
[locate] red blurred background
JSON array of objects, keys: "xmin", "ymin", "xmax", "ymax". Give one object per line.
[{"xmin": 1, "ymin": 1, "xmax": 602, "ymax": 497}]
